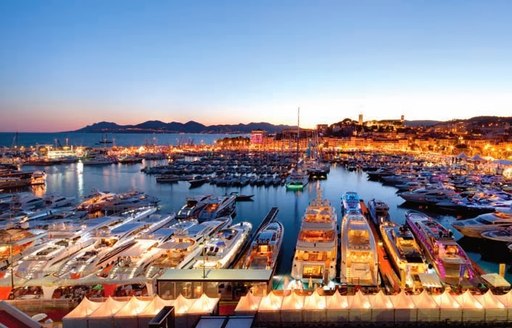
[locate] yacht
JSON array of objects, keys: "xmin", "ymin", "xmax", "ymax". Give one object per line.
[
  {"xmin": 480, "ymin": 227, "xmax": 512, "ymax": 243},
  {"xmin": 367, "ymin": 199, "xmax": 391, "ymax": 227},
  {"xmin": 243, "ymin": 221, "xmax": 284, "ymax": 272},
  {"xmin": 176, "ymin": 195, "xmax": 212, "ymax": 220},
  {"xmin": 406, "ymin": 211, "xmax": 478, "ymax": 286},
  {"xmin": 291, "ymin": 194, "xmax": 337, "ymax": 282},
  {"xmin": 285, "ymin": 168, "xmax": 309, "ymax": 190},
  {"xmin": 0, "ymin": 228, "xmax": 47, "ymax": 270},
  {"xmin": 398, "ymin": 187, "xmax": 457, "ymax": 205},
  {"xmin": 197, "ymin": 194, "xmax": 236, "ymax": 222},
  {"xmin": 145, "ymin": 219, "xmax": 230, "ymax": 278},
  {"xmin": 452, "ymin": 212, "xmax": 512, "ymax": 238},
  {"xmin": 191, "ymin": 222, "xmax": 252, "ymax": 270},
  {"xmin": 380, "ymin": 222, "xmax": 427, "ymax": 283},
  {"xmin": 341, "ymin": 191, "xmax": 362, "ymax": 215},
  {"xmin": 340, "ymin": 211, "xmax": 379, "ymax": 286}
]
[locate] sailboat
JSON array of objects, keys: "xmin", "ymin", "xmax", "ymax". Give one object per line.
[
  {"xmin": 97, "ymin": 133, "xmax": 113, "ymax": 145},
  {"xmin": 285, "ymin": 108, "xmax": 309, "ymax": 190}
]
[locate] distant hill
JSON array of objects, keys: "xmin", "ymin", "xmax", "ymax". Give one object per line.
[
  {"xmin": 404, "ymin": 120, "xmax": 440, "ymax": 127},
  {"xmin": 74, "ymin": 120, "xmax": 295, "ymax": 134}
]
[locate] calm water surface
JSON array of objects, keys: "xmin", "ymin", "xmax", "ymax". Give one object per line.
[{"xmin": 24, "ymin": 161, "xmax": 511, "ymax": 281}]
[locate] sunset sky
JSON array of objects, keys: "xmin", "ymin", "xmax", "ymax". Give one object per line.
[{"xmin": 1, "ymin": 1, "xmax": 512, "ymax": 132}]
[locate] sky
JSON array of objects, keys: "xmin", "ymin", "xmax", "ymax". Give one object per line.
[{"xmin": 1, "ymin": 0, "xmax": 512, "ymax": 132}]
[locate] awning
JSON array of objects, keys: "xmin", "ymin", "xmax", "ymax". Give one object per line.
[
  {"xmin": 481, "ymin": 273, "xmax": 511, "ymax": 288},
  {"xmin": 417, "ymin": 273, "xmax": 443, "ymax": 288}
]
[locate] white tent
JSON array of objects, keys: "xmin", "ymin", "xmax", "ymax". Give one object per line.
[
  {"xmin": 325, "ymin": 289, "xmax": 349, "ymax": 322},
  {"xmin": 432, "ymin": 290, "xmax": 461, "ymax": 322},
  {"xmin": 412, "ymin": 290, "xmax": 438, "ymax": 322},
  {"xmin": 173, "ymin": 294, "xmax": 195, "ymax": 315},
  {"xmin": 390, "ymin": 290, "xmax": 416, "ymax": 322},
  {"xmin": 280, "ymin": 290, "xmax": 304, "ymax": 322},
  {"xmin": 137, "ymin": 296, "xmax": 174, "ymax": 328},
  {"xmin": 258, "ymin": 290, "xmax": 283, "ymax": 323},
  {"xmin": 303, "ymin": 290, "xmax": 326, "ymax": 322},
  {"xmin": 368, "ymin": 290, "xmax": 394, "ymax": 322},
  {"xmin": 188, "ymin": 293, "xmax": 219, "ymax": 314},
  {"xmin": 88, "ymin": 297, "xmax": 126, "ymax": 328},
  {"xmin": 62, "ymin": 297, "xmax": 102, "ymax": 328},
  {"xmin": 113, "ymin": 297, "xmax": 151, "ymax": 328},
  {"xmin": 455, "ymin": 290, "xmax": 484, "ymax": 322},
  {"xmin": 347, "ymin": 290, "xmax": 371, "ymax": 322},
  {"xmin": 496, "ymin": 290, "xmax": 512, "ymax": 321},
  {"xmin": 474, "ymin": 290, "xmax": 507, "ymax": 322},
  {"xmin": 234, "ymin": 293, "xmax": 261, "ymax": 315}
]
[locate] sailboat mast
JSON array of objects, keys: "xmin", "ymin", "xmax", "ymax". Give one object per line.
[{"xmin": 296, "ymin": 107, "xmax": 300, "ymax": 162}]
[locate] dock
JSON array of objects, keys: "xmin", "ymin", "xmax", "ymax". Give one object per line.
[{"xmin": 232, "ymin": 207, "xmax": 279, "ymax": 268}]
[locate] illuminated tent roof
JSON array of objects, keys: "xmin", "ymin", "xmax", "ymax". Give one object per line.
[
  {"xmin": 114, "ymin": 297, "xmax": 151, "ymax": 317},
  {"xmin": 281, "ymin": 291, "xmax": 304, "ymax": 311},
  {"xmin": 173, "ymin": 294, "xmax": 195, "ymax": 315},
  {"xmin": 63, "ymin": 297, "xmax": 102, "ymax": 319},
  {"xmin": 138, "ymin": 295, "xmax": 174, "ymax": 317},
  {"xmin": 412, "ymin": 290, "xmax": 438, "ymax": 309},
  {"xmin": 234, "ymin": 293, "xmax": 261, "ymax": 313},
  {"xmin": 304, "ymin": 290, "xmax": 326, "ymax": 310},
  {"xmin": 432, "ymin": 290, "xmax": 460, "ymax": 309},
  {"xmin": 258, "ymin": 291, "xmax": 283, "ymax": 312},
  {"xmin": 474, "ymin": 290, "xmax": 505, "ymax": 309},
  {"xmin": 390, "ymin": 290, "xmax": 415, "ymax": 309},
  {"xmin": 326, "ymin": 289, "xmax": 348, "ymax": 310},
  {"xmin": 348, "ymin": 290, "xmax": 371, "ymax": 309},
  {"xmin": 89, "ymin": 297, "xmax": 125, "ymax": 317},
  {"xmin": 188, "ymin": 293, "xmax": 219, "ymax": 314},
  {"xmin": 455, "ymin": 290, "xmax": 483, "ymax": 310},
  {"xmin": 368, "ymin": 290, "xmax": 393, "ymax": 309}
]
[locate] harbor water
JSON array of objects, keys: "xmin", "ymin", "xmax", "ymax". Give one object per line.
[{"xmin": 24, "ymin": 160, "xmax": 512, "ymax": 282}]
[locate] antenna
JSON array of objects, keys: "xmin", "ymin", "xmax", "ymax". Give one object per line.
[{"xmin": 296, "ymin": 107, "xmax": 300, "ymax": 162}]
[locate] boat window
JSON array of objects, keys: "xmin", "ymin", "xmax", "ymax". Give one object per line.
[{"xmin": 475, "ymin": 218, "xmax": 491, "ymax": 225}]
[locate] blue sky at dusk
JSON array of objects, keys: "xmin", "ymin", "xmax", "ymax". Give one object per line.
[{"xmin": 1, "ymin": 0, "xmax": 511, "ymax": 132}]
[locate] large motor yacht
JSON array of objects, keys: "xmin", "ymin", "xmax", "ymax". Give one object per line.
[
  {"xmin": 243, "ymin": 221, "xmax": 284, "ymax": 272},
  {"xmin": 406, "ymin": 211, "xmax": 478, "ymax": 286},
  {"xmin": 291, "ymin": 193, "xmax": 337, "ymax": 282},
  {"xmin": 380, "ymin": 222, "xmax": 427, "ymax": 284},
  {"xmin": 452, "ymin": 211, "xmax": 512, "ymax": 238},
  {"xmin": 191, "ymin": 222, "xmax": 252, "ymax": 270},
  {"xmin": 176, "ymin": 195, "xmax": 212, "ymax": 220},
  {"xmin": 197, "ymin": 194, "xmax": 236, "ymax": 222},
  {"xmin": 340, "ymin": 211, "xmax": 379, "ymax": 286}
]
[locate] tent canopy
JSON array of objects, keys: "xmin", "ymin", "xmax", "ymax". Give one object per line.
[{"xmin": 481, "ymin": 273, "xmax": 511, "ymax": 288}]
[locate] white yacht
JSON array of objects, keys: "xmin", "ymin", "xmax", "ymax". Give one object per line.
[
  {"xmin": 452, "ymin": 212, "xmax": 512, "ymax": 238},
  {"xmin": 340, "ymin": 211, "xmax": 379, "ymax": 286},
  {"xmin": 380, "ymin": 222, "xmax": 427, "ymax": 284},
  {"xmin": 145, "ymin": 219, "xmax": 230, "ymax": 278},
  {"xmin": 285, "ymin": 168, "xmax": 309, "ymax": 190},
  {"xmin": 197, "ymin": 194, "xmax": 236, "ymax": 222},
  {"xmin": 243, "ymin": 221, "xmax": 284, "ymax": 272},
  {"xmin": 192, "ymin": 221, "xmax": 252, "ymax": 270},
  {"xmin": 176, "ymin": 194, "xmax": 212, "ymax": 220},
  {"xmin": 291, "ymin": 193, "xmax": 337, "ymax": 282}
]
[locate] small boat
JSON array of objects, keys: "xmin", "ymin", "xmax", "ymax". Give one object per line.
[
  {"xmin": 285, "ymin": 168, "xmax": 309, "ymax": 190},
  {"xmin": 367, "ymin": 199, "xmax": 391, "ymax": 227},
  {"xmin": 341, "ymin": 191, "xmax": 361, "ymax": 215},
  {"xmin": 243, "ymin": 221, "xmax": 283, "ymax": 271},
  {"xmin": 192, "ymin": 222, "xmax": 252, "ymax": 269},
  {"xmin": 231, "ymin": 192, "xmax": 254, "ymax": 202},
  {"xmin": 155, "ymin": 174, "xmax": 180, "ymax": 183},
  {"xmin": 452, "ymin": 212, "xmax": 512, "ymax": 238},
  {"xmin": 188, "ymin": 175, "xmax": 208, "ymax": 188}
]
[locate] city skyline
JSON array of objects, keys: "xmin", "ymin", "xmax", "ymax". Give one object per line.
[{"xmin": 1, "ymin": 1, "xmax": 512, "ymax": 132}]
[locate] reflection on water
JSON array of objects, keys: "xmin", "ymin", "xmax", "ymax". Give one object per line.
[{"xmin": 24, "ymin": 161, "xmax": 511, "ymax": 279}]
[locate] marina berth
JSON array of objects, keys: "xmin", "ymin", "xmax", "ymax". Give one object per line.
[
  {"xmin": 452, "ymin": 211, "xmax": 512, "ymax": 238},
  {"xmin": 379, "ymin": 222, "xmax": 428, "ymax": 285},
  {"xmin": 292, "ymin": 193, "xmax": 337, "ymax": 282},
  {"xmin": 243, "ymin": 221, "xmax": 283, "ymax": 271},
  {"xmin": 340, "ymin": 211, "xmax": 379, "ymax": 287},
  {"xmin": 405, "ymin": 211, "xmax": 479, "ymax": 287},
  {"xmin": 192, "ymin": 221, "xmax": 252, "ymax": 270}
]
